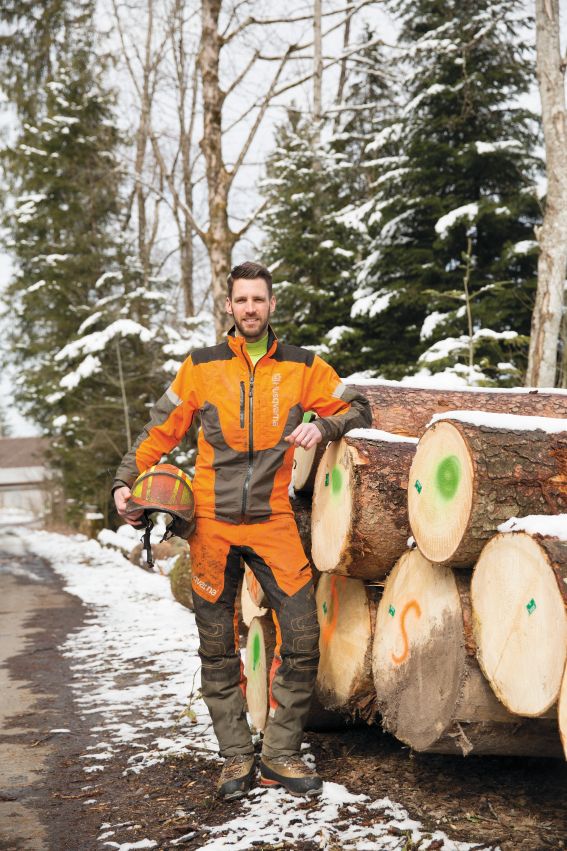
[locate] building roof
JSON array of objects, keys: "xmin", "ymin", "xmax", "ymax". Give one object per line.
[{"xmin": 0, "ymin": 437, "xmax": 50, "ymax": 469}]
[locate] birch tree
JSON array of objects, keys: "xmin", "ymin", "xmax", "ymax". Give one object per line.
[{"xmin": 526, "ymin": 0, "xmax": 567, "ymax": 387}]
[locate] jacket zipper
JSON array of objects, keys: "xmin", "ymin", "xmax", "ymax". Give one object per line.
[
  {"xmin": 241, "ymin": 370, "xmax": 255, "ymax": 515},
  {"xmin": 239, "ymin": 382, "xmax": 245, "ymax": 428}
]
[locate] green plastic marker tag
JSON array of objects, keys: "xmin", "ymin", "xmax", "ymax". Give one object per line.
[
  {"xmin": 526, "ymin": 598, "xmax": 536, "ymax": 615},
  {"xmin": 325, "ymin": 473, "xmax": 330, "ymax": 487},
  {"xmin": 388, "ymin": 605, "xmax": 396, "ymax": 617},
  {"xmin": 414, "ymin": 480, "xmax": 423, "ymax": 494},
  {"xmin": 322, "ymin": 601, "xmax": 328, "ymax": 615}
]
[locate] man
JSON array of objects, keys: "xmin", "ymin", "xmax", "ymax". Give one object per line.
[{"xmin": 113, "ymin": 261, "xmax": 371, "ymax": 800}]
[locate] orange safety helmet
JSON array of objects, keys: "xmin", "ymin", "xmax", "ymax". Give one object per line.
[{"xmin": 126, "ymin": 464, "xmax": 195, "ymax": 567}]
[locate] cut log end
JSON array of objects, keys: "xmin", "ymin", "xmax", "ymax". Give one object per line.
[
  {"xmin": 372, "ymin": 548, "xmax": 561, "ymax": 756},
  {"xmin": 472, "ymin": 532, "xmax": 567, "ymax": 717},
  {"xmin": 311, "ymin": 440, "xmax": 354, "ymax": 574},
  {"xmin": 315, "ymin": 573, "xmax": 378, "ymax": 719},
  {"xmin": 408, "ymin": 421, "xmax": 474, "ymax": 564},
  {"xmin": 244, "ymin": 614, "xmax": 275, "ymax": 733}
]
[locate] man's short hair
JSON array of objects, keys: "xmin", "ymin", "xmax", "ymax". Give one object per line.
[{"xmin": 227, "ymin": 261, "xmax": 273, "ymax": 298}]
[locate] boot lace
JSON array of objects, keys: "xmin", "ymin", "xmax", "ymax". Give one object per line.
[{"xmin": 221, "ymin": 754, "xmax": 253, "ymax": 782}]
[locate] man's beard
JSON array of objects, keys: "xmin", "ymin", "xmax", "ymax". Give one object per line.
[{"xmin": 233, "ymin": 313, "xmax": 270, "ymax": 342}]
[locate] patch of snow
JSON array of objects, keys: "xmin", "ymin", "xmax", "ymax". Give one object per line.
[
  {"xmin": 325, "ymin": 325, "xmax": 352, "ymax": 346},
  {"xmin": 429, "ymin": 410, "xmax": 567, "ymax": 433},
  {"xmin": 56, "ymin": 320, "xmax": 154, "ymax": 363},
  {"xmin": 510, "ymin": 240, "xmax": 538, "ymax": 255},
  {"xmin": 346, "ymin": 429, "xmax": 418, "ymax": 444},
  {"xmin": 475, "ymin": 140, "xmax": 521, "ymax": 154},
  {"xmin": 59, "ymin": 354, "xmax": 101, "ymax": 389},
  {"xmin": 197, "ymin": 785, "xmax": 480, "ymax": 851},
  {"xmin": 497, "ymin": 515, "xmax": 567, "ymax": 540},
  {"xmin": 420, "ymin": 311, "xmax": 450, "ymax": 341},
  {"xmin": 351, "ymin": 288, "xmax": 394, "ymax": 319},
  {"xmin": 435, "ymin": 203, "xmax": 479, "ymax": 238},
  {"xmin": 342, "ymin": 375, "xmax": 567, "ymax": 394}
]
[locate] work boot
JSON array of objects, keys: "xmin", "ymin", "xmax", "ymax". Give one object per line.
[
  {"xmin": 259, "ymin": 754, "xmax": 323, "ymax": 797},
  {"xmin": 216, "ymin": 754, "xmax": 255, "ymax": 800}
]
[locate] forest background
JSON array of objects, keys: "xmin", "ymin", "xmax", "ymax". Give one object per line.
[{"xmin": 0, "ymin": 0, "xmax": 565, "ymax": 524}]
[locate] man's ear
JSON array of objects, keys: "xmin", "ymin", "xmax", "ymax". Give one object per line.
[
  {"xmin": 225, "ymin": 296, "xmax": 233, "ymax": 316},
  {"xmin": 270, "ymin": 295, "xmax": 276, "ymax": 315}
]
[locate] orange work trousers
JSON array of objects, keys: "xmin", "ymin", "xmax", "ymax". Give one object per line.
[{"xmin": 189, "ymin": 515, "xmax": 320, "ymax": 759}]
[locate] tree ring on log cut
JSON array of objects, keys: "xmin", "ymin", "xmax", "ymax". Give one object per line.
[
  {"xmin": 311, "ymin": 439, "xmax": 353, "ymax": 573},
  {"xmin": 315, "ymin": 573, "xmax": 378, "ymax": 718},
  {"xmin": 408, "ymin": 421, "xmax": 474, "ymax": 563},
  {"xmin": 244, "ymin": 614, "xmax": 275, "ymax": 733},
  {"xmin": 372, "ymin": 549, "xmax": 465, "ymax": 751},
  {"xmin": 471, "ymin": 532, "xmax": 567, "ymax": 717}
]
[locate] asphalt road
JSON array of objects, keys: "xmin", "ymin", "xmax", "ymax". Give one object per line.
[{"xmin": 0, "ymin": 535, "xmax": 90, "ymax": 851}]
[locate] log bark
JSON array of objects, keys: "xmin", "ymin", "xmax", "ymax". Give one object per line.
[
  {"xmin": 527, "ymin": 0, "xmax": 567, "ymax": 386},
  {"xmin": 315, "ymin": 574, "xmax": 380, "ymax": 720},
  {"xmin": 373, "ymin": 549, "xmax": 562, "ymax": 756},
  {"xmin": 311, "ymin": 433, "xmax": 417, "ymax": 579},
  {"xmin": 471, "ymin": 532, "xmax": 567, "ymax": 716},
  {"xmin": 244, "ymin": 613, "xmax": 276, "ymax": 733},
  {"xmin": 291, "ymin": 492, "xmax": 313, "ymax": 564},
  {"xmin": 348, "ymin": 383, "xmax": 567, "ymax": 436},
  {"xmin": 408, "ymin": 417, "xmax": 567, "ymax": 566},
  {"xmin": 559, "ymin": 661, "xmax": 567, "ymax": 759}
]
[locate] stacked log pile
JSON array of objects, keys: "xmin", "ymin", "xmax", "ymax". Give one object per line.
[{"xmin": 244, "ymin": 382, "xmax": 567, "ymax": 756}]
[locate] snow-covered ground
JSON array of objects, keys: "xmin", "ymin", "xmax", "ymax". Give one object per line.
[{"xmin": 7, "ymin": 529, "xmax": 491, "ymax": 850}]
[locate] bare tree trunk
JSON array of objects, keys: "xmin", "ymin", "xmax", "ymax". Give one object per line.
[
  {"xmin": 333, "ymin": 12, "xmax": 351, "ymax": 134},
  {"xmin": 173, "ymin": 0, "xmax": 197, "ymax": 317},
  {"xmin": 313, "ymin": 0, "xmax": 323, "ymax": 126},
  {"xmin": 199, "ymin": 0, "xmax": 235, "ymax": 340},
  {"xmin": 526, "ymin": 0, "xmax": 567, "ymax": 387}
]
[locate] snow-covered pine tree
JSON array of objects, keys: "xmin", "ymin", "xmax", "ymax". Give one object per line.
[
  {"xmin": 352, "ymin": 0, "xmax": 541, "ymax": 384},
  {"xmin": 259, "ymin": 110, "xmax": 361, "ymax": 376},
  {"xmin": 327, "ymin": 29, "xmax": 403, "ymax": 375},
  {"xmin": 2, "ymin": 14, "xmax": 171, "ymax": 521}
]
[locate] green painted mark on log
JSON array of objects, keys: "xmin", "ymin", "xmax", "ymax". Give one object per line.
[
  {"xmin": 388, "ymin": 605, "xmax": 395, "ymax": 617},
  {"xmin": 252, "ymin": 632, "xmax": 261, "ymax": 671},
  {"xmin": 435, "ymin": 455, "xmax": 461, "ymax": 501},
  {"xmin": 414, "ymin": 480, "xmax": 422, "ymax": 494},
  {"xmin": 526, "ymin": 598, "xmax": 536, "ymax": 615},
  {"xmin": 325, "ymin": 473, "xmax": 330, "ymax": 487},
  {"xmin": 331, "ymin": 466, "xmax": 342, "ymax": 495},
  {"xmin": 322, "ymin": 601, "xmax": 328, "ymax": 616}
]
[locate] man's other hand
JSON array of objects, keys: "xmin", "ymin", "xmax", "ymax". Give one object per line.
[
  {"xmin": 114, "ymin": 485, "xmax": 144, "ymax": 525},
  {"xmin": 284, "ymin": 422, "xmax": 322, "ymax": 450}
]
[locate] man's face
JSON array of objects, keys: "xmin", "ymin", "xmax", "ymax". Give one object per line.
[{"xmin": 226, "ymin": 277, "xmax": 276, "ymax": 342}]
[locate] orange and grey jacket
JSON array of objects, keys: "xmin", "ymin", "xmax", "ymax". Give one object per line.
[{"xmin": 113, "ymin": 326, "xmax": 372, "ymax": 524}]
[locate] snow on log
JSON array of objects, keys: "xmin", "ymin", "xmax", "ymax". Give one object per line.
[
  {"xmin": 372, "ymin": 548, "xmax": 561, "ymax": 756},
  {"xmin": 311, "ymin": 431, "xmax": 417, "ymax": 579},
  {"xmin": 241, "ymin": 565, "xmax": 268, "ymax": 627},
  {"xmin": 407, "ymin": 413, "xmax": 567, "ymax": 566},
  {"xmin": 244, "ymin": 613, "xmax": 276, "ymax": 733},
  {"xmin": 471, "ymin": 531, "xmax": 567, "ymax": 717},
  {"xmin": 315, "ymin": 573, "xmax": 380, "ymax": 719},
  {"xmin": 347, "ymin": 381, "xmax": 567, "ymax": 437}
]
